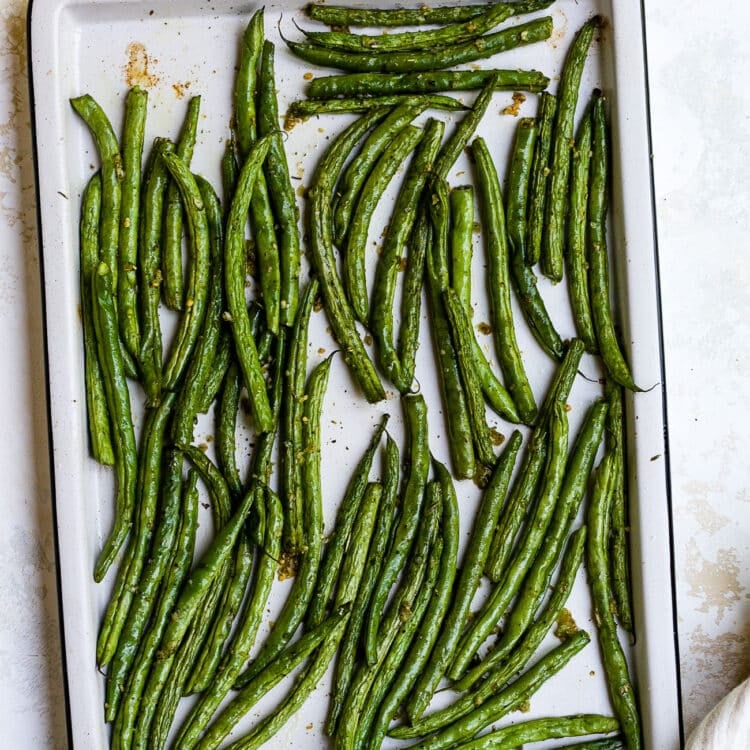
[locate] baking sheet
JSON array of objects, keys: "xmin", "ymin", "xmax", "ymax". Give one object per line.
[{"xmin": 28, "ymin": 0, "xmax": 681, "ymax": 747}]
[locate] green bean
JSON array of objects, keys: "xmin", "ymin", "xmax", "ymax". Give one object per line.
[
  {"xmin": 96, "ymin": 393, "xmax": 176, "ymax": 666},
  {"xmin": 327, "ymin": 482, "xmax": 383, "ymax": 733},
  {"xmin": 485, "ymin": 338, "xmax": 583, "ymax": 582},
  {"xmin": 396, "ymin": 206, "xmax": 429, "ymax": 391},
  {"xmin": 464, "ymin": 402, "xmax": 608, "ymax": 687},
  {"xmin": 446, "ymin": 185, "xmax": 520, "ymax": 422},
  {"xmin": 170, "ymin": 176, "xmax": 225, "ymax": 445},
  {"xmin": 305, "ymin": 2, "xmax": 492, "ymax": 27},
  {"xmin": 567, "ymin": 98, "xmax": 598, "ymax": 352},
  {"xmin": 587, "ymin": 453, "xmax": 642, "ymax": 749},
  {"xmin": 129, "ymin": 472, "xmax": 202, "ymax": 750},
  {"xmin": 162, "ymin": 95, "xmax": 201, "ymax": 311},
  {"xmin": 407, "ymin": 631, "xmax": 591, "ymax": 750},
  {"xmin": 589, "ymin": 94, "xmax": 639, "ymax": 391},
  {"xmin": 307, "ymin": 109, "xmax": 386, "ymax": 403},
  {"xmin": 407, "ymin": 527, "xmax": 587, "ymax": 734},
  {"xmin": 286, "ymin": 94, "xmax": 465, "ymax": 125},
  {"xmin": 221, "ymin": 136, "xmax": 239, "ymax": 209},
  {"xmin": 559, "ymin": 739, "xmax": 625, "ymax": 750},
  {"xmin": 138, "ymin": 137, "xmax": 173, "ymax": 407},
  {"xmin": 346, "ymin": 123, "xmax": 423, "ymax": 323},
  {"xmin": 224, "ymin": 135, "xmax": 274, "ymax": 431},
  {"xmin": 222, "ymin": 609, "xmax": 350, "ymax": 750},
  {"xmin": 338, "ymin": 487, "xmax": 440, "ymax": 750},
  {"xmin": 286, "ymin": 16, "xmax": 554, "ymax": 74},
  {"xmin": 303, "ymin": 2, "xmax": 526, "ymax": 53},
  {"xmin": 152, "ymin": 483, "xmax": 257, "ymax": 662},
  {"xmin": 79, "ymin": 174, "xmax": 114, "ymax": 465},
  {"xmin": 282, "ymin": 280, "xmax": 319, "ymax": 555},
  {"xmin": 473, "ymin": 136, "xmax": 537, "ymax": 424},
  {"xmin": 308, "ymin": 69, "xmax": 550, "ymax": 99},
  {"xmin": 90, "ymin": 263, "xmax": 137, "ymax": 582},
  {"xmin": 407, "ymin": 432, "xmax": 522, "ymax": 721},
  {"xmin": 216, "ymin": 361, "xmax": 244, "ymax": 499},
  {"xmin": 306, "ymin": 413, "xmax": 390, "ymax": 630},
  {"xmin": 450, "ymin": 401, "xmax": 569, "ymax": 679},
  {"xmin": 369, "ymin": 461, "xmax": 458, "ymax": 748},
  {"xmin": 606, "ymin": 381, "xmax": 633, "ymax": 633},
  {"xmin": 443, "ymin": 288, "xmax": 499, "ymax": 467},
  {"xmin": 326, "ymin": 433, "xmax": 400, "ymax": 735},
  {"xmin": 234, "ymin": 10, "xmax": 263, "ymax": 156},
  {"xmin": 450, "ymin": 185, "xmax": 474, "ymax": 311},
  {"xmin": 258, "ymin": 41, "xmax": 300, "ymax": 326},
  {"xmin": 365, "ymin": 393, "xmax": 429, "ymax": 664},
  {"xmin": 371, "ymin": 118, "xmax": 444, "ymax": 391},
  {"xmin": 542, "ymin": 15, "xmax": 601, "ymax": 282},
  {"xmin": 235, "ymin": 356, "xmax": 332, "ymax": 686},
  {"xmin": 160, "ymin": 153, "xmax": 210, "ymax": 391},
  {"xmin": 111, "ymin": 467, "xmax": 197, "ymax": 750},
  {"xmin": 526, "ymin": 90, "xmax": 556, "ymax": 266},
  {"xmin": 104, "ymin": 449, "xmax": 181, "ymax": 721},
  {"xmin": 193, "ymin": 606, "xmax": 350, "ymax": 750},
  {"xmin": 172, "ymin": 488, "xmax": 283, "ymax": 750},
  {"xmin": 423, "ymin": 201, "xmax": 474, "ymax": 479},
  {"xmin": 196, "ymin": 332, "xmax": 232, "ymax": 414},
  {"xmin": 352, "ymin": 506, "xmax": 443, "ymax": 750},
  {"xmin": 507, "ymin": 117, "xmax": 564, "ymax": 359},
  {"xmin": 451, "ymin": 714, "xmax": 620, "ymax": 749},
  {"xmin": 70, "ymin": 94, "xmax": 122, "ymax": 303},
  {"xmin": 116, "ymin": 86, "xmax": 147, "ymax": 358},
  {"xmin": 334, "ymin": 98, "xmax": 428, "ymax": 246}
]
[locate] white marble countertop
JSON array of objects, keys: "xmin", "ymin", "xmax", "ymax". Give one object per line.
[{"xmin": 2, "ymin": 0, "xmax": 748, "ymax": 746}]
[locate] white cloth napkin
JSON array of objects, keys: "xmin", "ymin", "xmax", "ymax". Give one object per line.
[{"xmin": 686, "ymin": 676, "xmax": 750, "ymax": 749}]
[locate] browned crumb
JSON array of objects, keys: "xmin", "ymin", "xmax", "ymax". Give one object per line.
[
  {"xmin": 364, "ymin": 334, "xmax": 373, "ymax": 346},
  {"xmin": 303, "ymin": 71, "xmax": 314, "ymax": 80},
  {"xmin": 398, "ymin": 256, "xmax": 408, "ymax": 272},
  {"xmin": 278, "ymin": 551, "xmax": 299, "ymax": 581},
  {"xmin": 501, "ymin": 92, "xmax": 527, "ymax": 116},
  {"xmin": 489, "ymin": 428, "xmax": 505, "ymax": 446},
  {"xmin": 477, "ymin": 321, "xmax": 492, "ymax": 335},
  {"xmin": 516, "ymin": 699, "xmax": 531, "ymax": 713},
  {"xmin": 313, "ymin": 294, "xmax": 324, "ymax": 313},
  {"xmin": 554, "ymin": 608, "xmax": 580, "ymax": 641}
]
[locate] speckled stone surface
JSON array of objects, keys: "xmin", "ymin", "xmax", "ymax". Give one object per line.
[{"xmin": 1, "ymin": 0, "xmax": 748, "ymax": 746}]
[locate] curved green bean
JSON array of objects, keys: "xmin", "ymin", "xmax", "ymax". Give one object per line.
[
  {"xmin": 303, "ymin": 2, "xmax": 522, "ymax": 53},
  {"xmin": 286, "ymin": 17, "xmax": 553, "ymax": 74},
  {"xmin": 216, "ymin": 361, "xmax": 243, "ymax": 499},
  {"xmin": 450, "ymin": 401, "xmax": 569, "ymax": 679},
  {"xmin": 117, "ymin": 86, "xmax": 147, "ymax": 357},
  {"xmin": 70, "ymin": 94, "xmax": 122, "ymax": 303},
  {"xmin": 542, "ymin": 15, "xmax": 601, "ymax": 282},
  {"xmin": 79, "ymin": 173, "xmax": 114, "ymax": 465},
  {"xmin": 160, "ymin": 152, "xmax": 210, "ymax": 391},
  {"xmin": 305, "ymin": 2, "xmax": 492, "ymax": 26},
  {"xmin": 451, "ymin": 714, "xmax": 620, "ymax": 750},
  {"xmin": 90, "ymin": 263, "xmax": 137, "ymax": 582},
  {"xmin": 258, "ymin": 41, "xmax": 300, "ymax": 327},
  {"xmin": 224, "ymin": 135, "xmax": 274, "ymax": 431},
  {"xmin": 137, "ymin": 137, "xmax": 173, "ymax": 406},
  {"xmin": 507, "ymin": 116, "xmax": 564, "ymax": 359},
  {"xmin": 96, "ymin": 392, "xmax": 175, "ymax": 666},
  {"xmin": 472, "ymin": 136, "xmax": 537, "ymax": 424},
  {"xmin": 365, "ymin": 393, "xmax": 429, "ymax": 664},
  {"xmin": 589, "ymin": 93, "xmax": 639, "ymax": 390},
  {"xmin": 162, "ymin": 95, "xmax": 200, "ymax": 311},
  {"xmin": 406, "ymin": 432, "xmax": 522, "ymax": 721},
  {"xmin": 371, "ymin": 117, "xmax": 444, "ymax": 391},
  {"xmin": 587, "ymin": 453, "xmax": 642, "ymax": 749},
  {"xmin": 407, "ymin": 630, "xmax": 591, "ymax": 750},
  {"xmin": 526, "ymin": 90, "xmax": 556, "ymax": 266},
  {"xmin": 307, "ymin": 109, "xmax": 386, "ymax": 403},
  {"xmin": 307, "ymin": 69, "xmax": 550, "ymax": 99},
  {"xmin": 345, "ymin": 123, "xmax": 423, "ymax": 323},
  {"xmin": 334, "ymin": 98, "xmax": 428, "ymax": 246},
  {"xmin": 172, "ymin": 488, "xmax": 283, "ymax": 750}
]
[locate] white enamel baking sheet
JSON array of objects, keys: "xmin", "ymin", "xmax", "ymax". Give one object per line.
[{"xmin": 29, "ymin": 0, "xmax": 682, "ymax": 747}]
